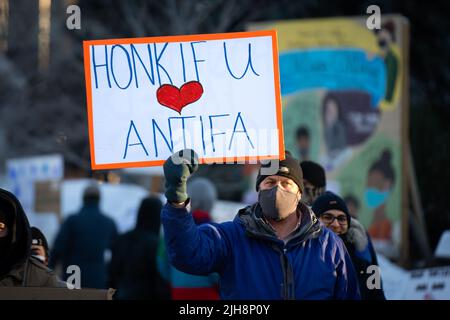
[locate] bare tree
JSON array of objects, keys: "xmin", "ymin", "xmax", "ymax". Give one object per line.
[{"xmin": 0, "ymin": 0, "xmax": 309, "ymax": 172}]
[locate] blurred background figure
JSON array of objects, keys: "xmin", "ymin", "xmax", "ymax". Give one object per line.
[
  {"xmin": 30, "ymin": 226, "xmax": 50, "ymax": 266},
  {"xmin": 300, "ymin": 160, "xmax": 326, "ymax": 206},
  {"xmin": 0, "ymin": 189, "xmax": 59, "ymax": 287},
  {"xmin": 158, "ymin": 177, "xmax": 220, "ymax": 300},
  {"xmin": 313, "ymin": 192, "xmax": 385, "ymax": 300},
  {"xmin": 344, "ymin": 195, "xmax": 360, "ymax": 219},
  {"xmin": 322, "ymin": 94, "xmax": 347, "ymax": 159},
  {"xmin": 295, "ymin": 126, "xmax": 311, "ymax": 161},
  {"xmin": 50, "ymin": 183, "xmax": 118, "ymax": 289},
  {"xmin": 108, "ymin": 195, "xmax": 170, "ymax": 300}
]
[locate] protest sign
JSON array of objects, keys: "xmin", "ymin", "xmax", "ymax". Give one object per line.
[{"xmin": 83, "ymin": 30, "xmax": 284, "ymax": 169}]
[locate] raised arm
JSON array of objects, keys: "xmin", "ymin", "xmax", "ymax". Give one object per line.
[{"xmin": 161, "ymin": 149, "xmax": 230, "ymax": 275}]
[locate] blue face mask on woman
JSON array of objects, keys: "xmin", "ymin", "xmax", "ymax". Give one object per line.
[{"xmin": 364, "ymin": 188, "xmax": 390, "ymax": 209}]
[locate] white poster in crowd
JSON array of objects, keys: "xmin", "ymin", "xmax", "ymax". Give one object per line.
[
  {"xmin": 402, "ymin": 266, "xmax": 450, "ymax": 300},
  {"xmin": 60, "ymin": 179, "xmax": 152, "ymax": 234},
  {"xmin": 6, "ymin": 154, "xmax": 64, "ymax": 213},
  {"xmin": 83, "ymin": 30, "xmax": 284, "ymax": 169},
  {"xmin": 211, "ymin": 200, "xmax": 247, "ymax": 223}
]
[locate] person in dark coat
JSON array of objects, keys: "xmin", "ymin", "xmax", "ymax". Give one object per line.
[
  {"xmin": 312, "ymin": 191, "xmax": 386, "ymax": 300},
  {"xmin": 0, "ymin": 188, "xmax": 59, "ymax": 287},
  {"xmin": 300, "ymin": 160, "xmax": 327, "ymax": 206},
  {"xmin": 50, "ymin": 183, "xmax": 118, "ymax": 289},
  {"xmin": 30, "ymin": 227, "xmax": 50, "ymax": 266},
  {"xmin": 108, "ymin": 196, "xmax": 170, "ymax": 299}
]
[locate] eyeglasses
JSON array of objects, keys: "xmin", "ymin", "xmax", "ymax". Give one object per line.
[{"xmin": 320, "ymin": 213, "xmax": 348, "ymax": 225}]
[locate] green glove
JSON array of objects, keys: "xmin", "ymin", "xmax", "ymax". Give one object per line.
[{"xmin": 163, "ymin": 149, "xmax": 199, "ymax": 203}]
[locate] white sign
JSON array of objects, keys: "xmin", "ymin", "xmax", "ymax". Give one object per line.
[
  {"xmin": 61, "ymin": 179, "xmax": 151, "ymax": 234},
  {"xmin": 402, "ymin": 266, "xmax": 450, "ymax": 300},
  {"xmin": 83, "ymin": 30, "xmax": 284, "ymax": 170},
  {"xmin": 6, "ymin": 154, "xmax": 64, "ymax": 213},
  {"xmin": 435, "ymin": 231, "xmax": 450, "ymax": 259}
]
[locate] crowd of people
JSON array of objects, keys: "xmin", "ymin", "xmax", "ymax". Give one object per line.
[{"xmin": 0, "ymin": 149, "xmax": 386, "ymax": 300}]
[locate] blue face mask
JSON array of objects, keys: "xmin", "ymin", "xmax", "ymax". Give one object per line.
[{"xmin": 365, "ymin": 188, "xmax": 390, "ymax": 209}]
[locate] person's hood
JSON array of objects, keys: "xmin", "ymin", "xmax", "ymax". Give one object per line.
[
  {"xmin": 135, "ymin": 196, "xmax": 162, "ymax": 234},
  {"xmin": 342, "ymin": 218, "xmax": 368, "ymax": 252},
  {"xmin": 187, "ymin": 177, "xmax": 217, "ymax": 213},
  {"xmin": 80, "ymin": 200, "xmax": 100, "ymax": 212},
  {"xmin": 236, "ymin": 201, "xmax": 322, "ymax": 248},
  {"xmin": 0, "ymin": 189, "xmax": 31, "ymax": 277}
]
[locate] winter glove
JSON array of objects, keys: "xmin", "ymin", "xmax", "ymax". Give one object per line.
[{"xmin": 163, "ymin": 149, "xmax": 199, "ymax": 203}]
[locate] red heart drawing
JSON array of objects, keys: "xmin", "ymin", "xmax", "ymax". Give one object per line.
[{"xmin": 156, "ymin": 81, "xmax": 203, "ymax": 114}]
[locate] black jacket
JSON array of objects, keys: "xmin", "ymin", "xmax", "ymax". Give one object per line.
[
  {"xmin": 341, "ymin": 219, "xmax": 386, "ymax": 300},
  {"xmin": 0, "ymin": 189, "xmax": 59, "ymax": 287},
  {"xmin": 108, "ymin": 230, "xmax": 169, "ymax": 299},
  {"xmin": 108, "ymin": 196, "xmax": 170, "ymax": 299}
]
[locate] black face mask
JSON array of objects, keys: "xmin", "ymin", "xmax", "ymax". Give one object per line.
[
  {"xmin": 258, "ymin": 186, "xmax": 300, "ymax": 221},
  {"xmin": 0, "ymin": 236, "xmax": 11, "ymax": 258}
]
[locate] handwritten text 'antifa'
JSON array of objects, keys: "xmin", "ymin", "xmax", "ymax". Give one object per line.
[
  {"xmin": 91, "ymin": 41, "xmax": 260, "ymax": 89},
  {"xmin": 122, "ymin": 112, "xmax": 259, "ymax": 160}
]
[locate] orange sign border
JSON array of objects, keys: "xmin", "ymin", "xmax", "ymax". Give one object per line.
[{"xmin": 83, "ymin": 30, "xmax": 285, "ymax": 170}]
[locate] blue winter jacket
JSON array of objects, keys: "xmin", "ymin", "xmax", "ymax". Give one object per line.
[{"xmin": 162, "ymin": 201, "xmax": 360, "ymax": 300}]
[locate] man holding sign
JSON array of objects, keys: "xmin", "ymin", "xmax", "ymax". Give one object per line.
[{"xmin": 161, "ymin": 149, "xmax": 360, "ymax": 300}]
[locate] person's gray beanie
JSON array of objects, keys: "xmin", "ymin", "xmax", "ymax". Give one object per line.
[{"xmin": 187, "ymin": 177, "xmax": 217, "ymax": 213}]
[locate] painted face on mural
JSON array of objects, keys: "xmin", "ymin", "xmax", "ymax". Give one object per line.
[
  {"xmin": 377, "ymin": 29, "xmax": 393, "ymax": 50},
  {"xmin": 295, "ymin": 127, "xmax": 310, "ymax": 160},
  {"xmin": 365, "ymin": 170, "xmax": 392, "ymax": 209},
  {"xmin": 324, "ymin": 98, "xmax": 339, "ymax": 127},
  {"xmin": 374, "ymin": 21, "xmax": 396, "ymax": 55},
  {"xmin": 297, "ymin": 136, "xmax": 309, "ymax": 152},
  {"xmin": 367, "ymin": 169, "xmax": 392, "ymax": 190},
  {"xmin": 365, "ymin": 150, "xmax": 395, "ymax": 209}
]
